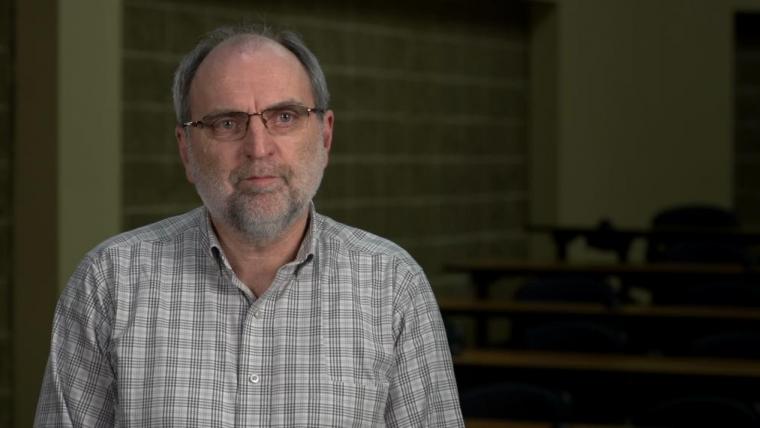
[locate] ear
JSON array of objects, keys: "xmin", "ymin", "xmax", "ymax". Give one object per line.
[
  {"xmin": 176, "ymin": 125, "xmax": 195, "ymax": 184},
  {"xmin": 320, "ymin": 110, "xmax": 334, "ymax": 154}
]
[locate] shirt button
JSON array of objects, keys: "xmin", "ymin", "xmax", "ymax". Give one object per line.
[
  {"xmin": 248, "ymin": 373, "xmax": 260, "ymax": 384},
  {"xmin": 254, "ymin": 310, "xmax": 262, "ymax": 319}
]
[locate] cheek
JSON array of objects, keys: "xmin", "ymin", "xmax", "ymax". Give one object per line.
[
  {"xmin": 202, "ymin": 144, "xmax": 230, "ymax": 168},
  {"xmin": 296, "ymin": 143, "xmax": 326, "ymax": 174},
  {"xmin": 189, "ymin": 145, "xmax": 234, "ymax": 182},
  {"xmin": 301, "ymin": 132, "xmax": 328, "ymax": 163}
]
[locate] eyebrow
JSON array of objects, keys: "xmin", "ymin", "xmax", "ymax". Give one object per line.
[
  {"xmin": 200, "ymin": 110, "xmax": 246, "ymax": 121},
  {"xmin": 199, "ymin": 99, "xmax": 309, "ymax": 121},
  {"xmin": 260, "ymin": 99, "xmax": 309, "ymax": 112}
]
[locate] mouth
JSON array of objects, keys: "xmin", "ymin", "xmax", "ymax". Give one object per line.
[
  {"xmin": 232, "ymin": 163, "xmax": 287, "ymax": 192},
  {"xmin": 246, "ymin": 175, "xmax": 278, "ymax": 183},
  {"xmin": 238, "ymin": 174, "xmax": 284, "ymax": 192}
]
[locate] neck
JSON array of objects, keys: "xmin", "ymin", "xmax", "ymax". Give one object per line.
[{"xmin": 211, "ymin": 208, "xmax": 310, "ymax": 297}]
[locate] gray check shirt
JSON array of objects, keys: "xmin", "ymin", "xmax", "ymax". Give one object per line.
[{"xmin": 35, "ymin": 206, "xmax": 464, "ymax": 427}]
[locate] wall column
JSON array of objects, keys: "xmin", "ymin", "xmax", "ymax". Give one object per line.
[
  {"xmin": 13, "ymin": 1, "xmax": 121, "ymax": 426},
  {"xmin": 13, "ymin": 0, "xmax": 59, "ymax": 425},
  {"xmin": 58, "ymin": 0, "xmax": 122, "ymax": 286}
]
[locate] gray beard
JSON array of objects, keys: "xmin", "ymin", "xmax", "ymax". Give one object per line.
[
  {"xmin": 186, "ymin": 132, "xmax": 327, "ymax": 247},
  {"xmin": 225, "ymin": 189, "xmax": 308, "ymax": 245}
]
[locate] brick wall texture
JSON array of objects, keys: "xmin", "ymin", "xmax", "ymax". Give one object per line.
[
  {"xmin": 122, "ymin": 0, "xmax": 530, "ymax": 291},
  {"xmin": 735, "ymin": 13, "xmax": 760, "ymax": 228},
  {"xmin": 0, "ymin": 0, "xmax": 11, "ymax": 423}
]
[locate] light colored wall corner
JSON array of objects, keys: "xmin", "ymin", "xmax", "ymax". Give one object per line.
[
  {"xmin": 551, "ymin": 0, "xmax": 733, "ymax": 261},
  {"xmin": 58, "ymin": 0, "xmax": 122, "ymax": 288}
]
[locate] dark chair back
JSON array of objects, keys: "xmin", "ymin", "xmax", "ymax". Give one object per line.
[
  {"xmin": 512, "ymin": 276, "xmax": 627, "ymax": 352},
  {"xmin": 460, "ymin": 381, "xmax": 572, "ymax": 423},
  {"xmin": 678, "ymin": 280, "xmax": 760, "ymax": 307},
  {"xmin": 633, "ymin": 395, "xmax": 760, "ymax": 427},
  {"xmin": 523, "ymin": 320, "xmax": 628, "ymax": 353},
  {"xmin": 515, "ymin": 276, "xmax": 619, "ymax": 306},
  {"xmin": 688, "ymin": 330, "xmax": 760, "ymax": 359},
  {"xmin": 646, "ymin": 204, "xmax": 744, "ymax": 264}
]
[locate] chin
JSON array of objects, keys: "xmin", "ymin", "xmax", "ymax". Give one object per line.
[{"xmin": 230, "ymin": 190, "xmax": 302, "ymax": 225}]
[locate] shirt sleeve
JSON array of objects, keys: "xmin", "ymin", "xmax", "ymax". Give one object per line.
[
  {"xmin": 35, "ymin": 254, "xmax": 116, "ymax": 427},
  {"xmin": 385, "ymin": 266, "xmax": 464, "ymax": 427}
]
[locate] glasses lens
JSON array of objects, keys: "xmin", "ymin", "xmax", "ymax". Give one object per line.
[
  {"xmin": 199, "ymin": 106, "xmax": 315, "ymax": 141},
  {"xmin": 207, "ymin": 112, "xmax": 249, "ymax": 141},
  {"xmin": 262, "ymin": 105, "xmax": 310, "ymax": 135}
]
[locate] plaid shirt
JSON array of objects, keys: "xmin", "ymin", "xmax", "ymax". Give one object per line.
[{"xmin": 35, "ymin": 206, "xmax": 463, "ymax": 427}]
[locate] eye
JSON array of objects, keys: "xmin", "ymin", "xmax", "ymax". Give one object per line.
[
  {"xmin": 274, "ymin": 109, "xmax": 298, "ymax": 124},
  {"xmin": 213, "ymin": 117, "xmax": 239, "ymax": 130},
  {"xmin": 265, "ymin": 106, "xmax": 308, "ymax": 128}
]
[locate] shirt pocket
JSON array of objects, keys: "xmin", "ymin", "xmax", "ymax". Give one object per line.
[
  {"xmin": 320, "ymin": 314, "xmax": 394, "ymax": 387},
  {"xmin": 316, "ymin": 376, "xmax": 390, "ymax": 427}
]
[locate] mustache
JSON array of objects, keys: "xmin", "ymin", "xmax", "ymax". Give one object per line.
[{"xmin": 230, "ymin": 162, "xmax": 290, "ymax": 185}]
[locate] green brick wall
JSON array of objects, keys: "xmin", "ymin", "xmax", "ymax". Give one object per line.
[
  {"xmin": 122, "ymin": 0, "xmax": 530, "ymax": 292},
  {"xmin": 735, "ymin": 13, "xmax": 760, "ymax": 229},
  {"xmin": 0, "ymin": 0, "xmax": 11, "ymax": 423}
]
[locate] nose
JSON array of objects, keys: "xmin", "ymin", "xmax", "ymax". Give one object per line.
[{"xmin": 241, "ymin": 114, "xmax": 274, "ymax": 159}]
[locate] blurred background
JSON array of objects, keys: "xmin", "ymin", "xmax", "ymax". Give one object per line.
[{"xmin": 3, "ymin": 0, "xmax": 760, "ymax": 426}]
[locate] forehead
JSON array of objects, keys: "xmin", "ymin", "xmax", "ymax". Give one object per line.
[{"xmin": 189, "ymin": 36, "xmax": 314, "ymax": 112}]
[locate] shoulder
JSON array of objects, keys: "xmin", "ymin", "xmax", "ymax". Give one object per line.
[
  {"xmin": 313, "ymin": 212, "xmax": 438, "ymax": 320},
  {"xmin": 68, "ymin": 207, "xmax": 207, "ymax": 285},
  {"xmin": 314, "ymin": 211, "xmax": 420, "ymax": 270},
  {"xmin": 313, "ymin": 211, "xmax": 431, "ymax": 304},
  {"xmin": 93, "ymin": 207, "xmax": 206, "ymax": 253},
  {"xmin": 60, "ymin": 208, "xmax": 207, "ymax": 305}
]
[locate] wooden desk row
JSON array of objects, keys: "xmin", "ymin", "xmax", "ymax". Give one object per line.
[
  {"xmin": 454, "ymin": 349, "xmax": 760, "ymax": 379},
  {"xmin": 440, "ymin": 297, "xmax": 760, "ymax": 349},
  {"xmin": 528, "ymin": 223, "xmax": 760, "ymax": 262},
  {"xmin": 466, "ymin": 420, "xmax": 625, "ymax": 428},
  {"xmin": 439, "ymin": 299, "xmax": 760, "ymax": 322},
  {"xmin": 454, "ymin": 348, "xmax": 760, "ymax": 424},
  {"xmin": 447, "ymin": 256, "xmax": 760, "ymax": 423},
  {"xmin": 454, "ymin": 348, "xmax": 760, "ymax": 423},
  {"xmin": 445, "ymin": 259, "xmax": 758, "ymax": 298},
  {"xmin": 447, "ymin": 259, "xmax": 753, "ymax": 276}
]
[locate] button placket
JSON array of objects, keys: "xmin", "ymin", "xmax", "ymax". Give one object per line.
[{"xmin": 243, "ymin": 302, "xmax": 267, "ymax": 388}]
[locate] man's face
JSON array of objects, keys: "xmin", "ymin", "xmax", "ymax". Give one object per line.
[{"xmin": 176, "ymin": 37, "xmax": 334, "ymax": 243}]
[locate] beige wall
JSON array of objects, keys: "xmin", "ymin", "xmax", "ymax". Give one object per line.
[
  {"xmin": 531, "ymin": 0, "xmax": 748, "ymax": 260},
  {"xmin": 58, "ymin": 0, "xmax": 122, "ymax": 287}
]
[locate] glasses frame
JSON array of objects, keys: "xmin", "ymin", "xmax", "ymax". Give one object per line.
[{"xmin": 182, "ymin": 105, "xmax": 325, "ymax": 141}]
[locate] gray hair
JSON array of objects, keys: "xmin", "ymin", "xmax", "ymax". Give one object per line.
[{"xmin": 172, "ymin": 23, "xmax": 330, "ymax": 124}]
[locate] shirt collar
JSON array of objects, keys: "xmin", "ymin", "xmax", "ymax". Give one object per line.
[
  {"xmin": 201, "ymin": 203, "xmax": 319, "ymax": 269},
  {"xmin": 295, "ymin": 202, "xmax": 318, "ymax": 265}
]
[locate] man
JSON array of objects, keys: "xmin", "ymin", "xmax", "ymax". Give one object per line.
[{"xmin": 35, "ymin": 24, "xmax": 464, "ymax": 427}]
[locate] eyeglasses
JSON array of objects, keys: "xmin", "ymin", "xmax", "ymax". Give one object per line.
[{"xmin": 182, "ymin": 104, "xmax": 324, "ymax": 141}]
